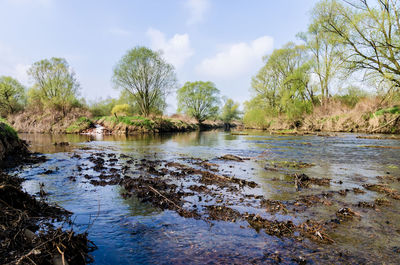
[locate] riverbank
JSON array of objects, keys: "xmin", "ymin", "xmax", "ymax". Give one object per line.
[
  {"xmin": 8, "ymin": 109, "xmax": 231, "ymax": 134},
  {"xmin": 0, "ymin": 121, "xmax": 95, "ymax": 264},
  {"xmin": 0, "ymin": 119, "xmax": 28, "ymax": 165},
  {"xmin": 92, "ymin": 115, "xmax": 225, "ymax": 134},
  {"xmin": 244, "ymin": 102, "xmax": 400, "ymax": 134}
]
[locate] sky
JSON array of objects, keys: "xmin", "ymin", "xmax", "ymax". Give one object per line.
[{"xmin": 0, "ymin": 0, "xmax": 320, "ymax": 113}]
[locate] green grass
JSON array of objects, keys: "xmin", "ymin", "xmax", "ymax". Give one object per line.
[
  {"xmin": 274, "ymin": 129, "xmax": 295, "ymax": 134},
  {"xmin": 103, "ymin": 116, "xmax": 156, "ymax": 130},
  {"xmin": 66, "ymin": 117, "xmax": 94, "ymax": 133},
  {"xmin": 375, "ymin": 106, "xmax": 400, "ymax": 116},
  {"xmin": 0, "ymin": 117, "xmax": 18, "ymax": 138}
]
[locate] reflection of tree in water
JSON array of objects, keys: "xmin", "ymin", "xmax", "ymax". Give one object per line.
[
  {"xmin": 223, "ymin": 134, "xmax": 238, "ymax": 141},
  {"xmin": 19, "ymin": 133, "xmax": 93, "ymax": 153},
  {"xmin": 172, "ymin": 131, "xmax": 222, "ymax": 147},
  {"xmin": 116, "ymin": 133, "xmax": 174, "ymax": 161}
]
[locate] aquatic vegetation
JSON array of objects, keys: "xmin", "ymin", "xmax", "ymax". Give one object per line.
[
  {"xmin": 363, "ymin": 184, "xmax": 400, "ymax": 200},
  {"xmin": 360, "ymin": 145, "xmax": 400, "ymax": 149},
  {"xmin": 11, "ymin": 131, "xmax": 400, "ymax": 264},
  {"xmin": 265, "ymin": 160, "xmax": 315, "ymax": 171}
]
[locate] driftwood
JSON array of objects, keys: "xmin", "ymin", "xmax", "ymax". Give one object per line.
[{"xmin": 372, "ymin": 114, "xmax": 400, "ymax": 133}]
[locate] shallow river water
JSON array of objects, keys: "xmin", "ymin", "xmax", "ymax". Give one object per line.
[{"xmin": 9, "ymin": 131, "xmax": 400, "ymax": 264}]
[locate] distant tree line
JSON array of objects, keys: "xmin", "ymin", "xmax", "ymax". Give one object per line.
[
  {"xmin": 0, "ymin": 47, "xmax": 240, "ymax": 125},
  {"xmin": 1, "ymin": 0, "xmax": 397, "ymax": 127}
]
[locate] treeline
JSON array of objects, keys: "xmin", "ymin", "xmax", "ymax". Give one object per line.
[
  {"xmin": 244, "ymin": 0, "xmax": 400, "ymax": 128},
  {"xmin": 0, "ymin": 47, "xmax": 240, "ymax": 125},
  {"xmin": 2, "ymin": 0, "xmax": 399, "ymax": 131}
]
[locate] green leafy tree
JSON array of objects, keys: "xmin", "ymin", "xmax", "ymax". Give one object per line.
[
  {"xmin": 88, "ymin": 98, "xmax": 118, "ymax": 117},
  {"xmin": 298, "ymin": 0, "xmax": 345, "ymax": 102},
  {"xmin": 0, "ymin": 76, "xmax": 25, "ymax": 116},
  {"xmin": 177, "ymin": 81, "xmax": 220, "ymax": 123},
  {"xmin": 112, "ymin": 46, "xmax": 177, "ymax": 117},
  {"xmin": 250, "ymin": 42, "xmax": 315, "ymax": 120},
  {"xmin": 28, "ymin": 57, "xmax": 79, "ymax": 115},
  {"xmin": 220, "ymin": 98, "xmax": 241, "ymax": 123},
  {"xmin": 319, "ymin": 0, "xmax": 400, "ymax": 90},
  {"xmin": 111, "ymin": 104, "xmax": 131, "ymax": 118}
]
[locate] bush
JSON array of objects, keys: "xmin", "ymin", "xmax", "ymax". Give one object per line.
[
  {"xmin": 243, "ymin": 108, "xmax": 272, "ymax": 129},
  {"xmin": 334, "ymin": 86, "xmax": 368, "ymax": 108},
  {"xmin": 103, "ymin": 116, "xmax": 155, "ymax": 130},
  {"xmin": 111, "ymin": 104, "xmax": 131, "ymax": 117},
  {"xmin": 66, "ymin": 117, "xmax": 94, "ymax": 133},
  {"xmin": 375, "ymin": 106, "xmax": 400, "ymax": 116},
  {"xmin": 0, "ymin": 117, "xmax": 18, "ymax": 138},
  {"xmin": 283, "ymin": 100, "xmax": 313, "ymax": 121}
]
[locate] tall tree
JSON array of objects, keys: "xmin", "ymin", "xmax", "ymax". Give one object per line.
[
  {"xmin": 28, "ymin": 57, "xmax": 79, "ymax": 115},
  {"xmin": 177, "ymin": 81, "xmax": 220, "ymax": 123},
  {"xmin": 0, "ymin": 76, "xmax": 25, "ymax": 116},
  {"xmin": 320, "ymin": 0, "xmax": 400, "ymax": 89},
  {"xmin": 250, "ymin": 42, "xmax": 315, "ymax": 119},
  {"xmin": 112, "ymin": 46, "xmax": 177, "ymax": 117},
  {"xmin": 299, "ymin": 0, "xmax": 345, "ymax": 102},
  {"xmin": 220, "ymin": 98, "xmax": 241, "ymax": 124}
]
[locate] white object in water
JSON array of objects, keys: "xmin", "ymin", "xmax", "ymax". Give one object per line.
[{"xmin": 94, "ymin": 124, "xmax": 104, "ymax": 134}]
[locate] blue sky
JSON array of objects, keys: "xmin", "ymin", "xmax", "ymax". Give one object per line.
[{"xmin": 0, "ymin": 0, "xmax": 320, "ymax": 112}]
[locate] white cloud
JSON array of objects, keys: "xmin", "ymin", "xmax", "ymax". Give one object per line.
[
  {"xmin": 0, "ymin": 42, "xmax": 30, "ymax": 85},
  {"xmin": 196, "ymin": 36, "xmax": 274, "ymax": 79},
  {"xmin": 146, "ymin": 28, "xmax": 194, "ymax": 69},
  {"xmin": 14, "ymin": 63, "xmax": 31, "ymax": 85},
  {"xmin": 185, "ymin": 0, "xmax": 210, "ymax": 25},
  {"xmin": 108, "ymin": 27, "xmax": 131, "ymax": 37}
]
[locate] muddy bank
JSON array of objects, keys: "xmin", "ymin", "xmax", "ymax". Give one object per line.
[
  {"xmin": 9, "ymin": 108, "xmax": 92, "ymax": 134},
  {"xmin": 0, "ymin": 123, "xmax": 95, "ymax": 264}
]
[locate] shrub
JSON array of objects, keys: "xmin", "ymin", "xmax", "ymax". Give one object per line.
[
  {"xmin": 0, "ymin": 117, "xmax": 18, "ymax": 138},
  {"xmin": 243, "ymin": 108, "xmax": 272, "ymax": 129},
  {"xmin": 111, "ymin": 104, "xmax": 131, "ymax": 117},
  {"xmin": 66, "ymin": 117, "xmax": 93, "ymax": 133},
  {"xmin": 375, "ymin": 106, "xmax": 400, "ymax": 116}
]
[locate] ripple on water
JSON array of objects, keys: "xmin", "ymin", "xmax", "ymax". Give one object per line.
[{"xmin": 12, "ymin": 131, "xmax": 400, "ymax": 264}]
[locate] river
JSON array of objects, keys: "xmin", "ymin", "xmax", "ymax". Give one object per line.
[{"xmin": 10, "ymin": 131, "xmax": 400, "ymax": 264}]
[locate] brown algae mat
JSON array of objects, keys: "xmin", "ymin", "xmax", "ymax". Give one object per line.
[{"xmin": 62, "ymin": 149, "xmax": 400, "ymax": 263}]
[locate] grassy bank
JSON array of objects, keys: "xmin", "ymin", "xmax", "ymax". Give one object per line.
[
  {"xmin": 96, "ymin": 115, "xmax": 204, "ymax": 134},
  {"xmin": 0, "ymin": 119, "xmax": 28, "ymax": 162},
  {"xmin": 244, "ymin": 98, "xmax": 400, "ymax": 134},
  {"xmin": 6, "ymin": 108, "xmax": 226, "ymax": 134}
]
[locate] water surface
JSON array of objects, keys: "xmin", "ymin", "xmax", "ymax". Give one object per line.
[{"xmin": 12, "ymin": 131, "xmax": 400, "ymax": 264}]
